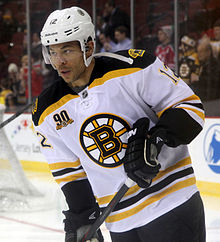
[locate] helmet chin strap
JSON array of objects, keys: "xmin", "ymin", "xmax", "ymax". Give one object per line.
[
  {"xmin": 83, "ymin": 41, "xmax": 95, "ymax": 67},
  {"xmin": 83, "ymin": 39, "xmax": 133, "ymax": 67},
  {"xmin": 85, "ymin": 52, "xmax": 133, "ymax": 67},
  {"xmin": 85, "ymin": 54, "xmax": 93, "ymax": 67},
  {"xmin": 92, "ymin": 52, "xmax": 134, "ymax": 65}
]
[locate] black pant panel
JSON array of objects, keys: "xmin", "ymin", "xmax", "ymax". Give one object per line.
[
  {"xmin": 110, "ymin": 228, "xmax": 140, "ymax": 242},
  {"xmin": 110, "ymin": 192, "xmax": 206, "ymax": 242}
]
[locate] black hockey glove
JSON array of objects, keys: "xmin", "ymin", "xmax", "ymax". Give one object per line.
[
  {"xmin": 123, "ymin": 118, "xmax": 165, "ymax": 188},
  {"xmin": 63, "ymin": 207, "xmax": 104, "ymax": 242}
]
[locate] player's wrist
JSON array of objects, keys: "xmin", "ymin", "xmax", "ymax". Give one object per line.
[
  {"xmin": 63, "ymin": 207, "xmax": 100, "ymax": 232},
  {"xmin": 146, "ymin": 127, "xmax": 167, "ymax": 163},
  {"xmin": 63, "ymin": 207, "xmax": 103, "ymax": 242}
]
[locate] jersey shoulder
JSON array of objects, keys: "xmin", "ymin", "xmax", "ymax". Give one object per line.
[
  {"xmin": 92, "ymin": 49, "xmax": 156, "ymax": 79},
  {"xmin": 128, "ymin": 48, "xmax": 156, "ymax": 68},
  {"xmin": 32, "ymin": 78, "xmax": 77, "ymax": 126},
  {"xmin": 114, "ymin": 49, "xmax": 156, "ymax": 69}
]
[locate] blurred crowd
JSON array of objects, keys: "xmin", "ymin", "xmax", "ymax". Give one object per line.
[
  {"xmin": 0, "ymin": 2, "xmax": 58, "ymax": 112},
  {"xmin": 0, "ymin": 0, "xmax": 220, "ymax": 115},
  {"xmin": 0, "ymin": 33, "xmax": 57, "ymax": 111},
  {"xmin": 96, "ymin": 0, "xmax": 131, "ymax": 52},
  {"xmin": 153, "ymin": 18, "xmax": 220, "ymax": 105}
]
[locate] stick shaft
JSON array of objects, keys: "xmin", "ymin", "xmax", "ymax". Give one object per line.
[
  {"xmin": 82, "ymin": 178, "xmax": 134, "ymax": 242},
  {"xmin": 0, "ymin": 103, "xmax": 33, "ymax": 129}
]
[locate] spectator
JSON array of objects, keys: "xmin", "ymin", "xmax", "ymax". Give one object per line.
[
  {"xmin": 31, "ymin": 32, "xmax": 53, "ymax": 89},
  {"xmin": 32, "ymin": 32, "xmax": 42, "ymax": 60},
  {"xmin": 178, "ymin": 35, "xmax": 200, "ymax": 85},
  {"xmin": 98, "ymin": 31, "xmax": 117, "ymax": 52},
  {"xmin": 210, "ymin": 18, "xmax": 220, "ymax": 59},
  {"xmin": 96, "ymin": 15, "xmax": 105, "ymax": 39},
  {"xmin": 5, "ymin": 92, "xmax": 17, "ymax": 112},
  {"xmin": 114, "ymin": 25, "xmax": 132, "ymax": 51},
  {"xmin": 154, "ymin": 25, "xmax": 175, "ymax": 70},
  {"xmin": 136, "ymin": 34, "xmax": 159, "ymax": 56},
  {"xmin": 103, "ymin": 0, "xmax": 130, "ymax": 41},
  {"xmin": 17, "ymin": 15, "xmax": 27, "ymax": 33},
  {"xmin": 96, "ymin": 15, "xmax": 107, "ymax": 51},
  {"xmin": 19, "ymin": 55, "xmax": 43, "ymax": 101},
  {"xmin": 22, "ymin": 29, "xmax": 28, "ymax": 54},
  {"xmin": 192, "ymin": 40, "xmax": 220, "ymax": 102},
  {"xmin": 41, "ymin": 62, "xmax": 58, "ymax": 89},
  {"xmin": 32, "ymin": 32, "xmax": 41, "ymax": 48},
  {"xmin": 0, "ymin": 76, "xmax": 13, "ymax": 106},
  {"xmin": 0, "ymin": 9, "xmax": 17, "ymax": 43},
  {"xmin": 8, "ymin": 63, "xmax": 25, "ymax": 105}
]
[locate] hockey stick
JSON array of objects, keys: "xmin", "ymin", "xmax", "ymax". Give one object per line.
[
  {"xmin": 0, "ymin": 102, "xmax": 33, "ymax": 129},
  {"xmin": 81, "ymin": 177, "xmax": 135, "ymax": 242}
]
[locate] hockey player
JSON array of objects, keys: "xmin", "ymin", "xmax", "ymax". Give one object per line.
[{"xmin": 32, "ymin": 6, "xmax": 206, "ymax": 242}]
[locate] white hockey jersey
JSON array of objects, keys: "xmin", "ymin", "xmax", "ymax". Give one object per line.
[{"xmin": 32, "ymin": 49, "xmax": 205, "ymax": 232}]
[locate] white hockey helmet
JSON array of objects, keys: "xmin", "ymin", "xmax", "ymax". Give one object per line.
[{"xmin": 40, "ymin": 6, "xmax": 95, "ymax": 67}]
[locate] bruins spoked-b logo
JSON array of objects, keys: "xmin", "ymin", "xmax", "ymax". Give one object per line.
[{"xmin": 80, "ymin": 114, "xmax": 130, "ymax": 168}]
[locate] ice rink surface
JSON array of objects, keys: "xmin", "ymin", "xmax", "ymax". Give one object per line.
[{"xmin": 0, "ymin": 172, "xmax": 219, "ymax": 242}]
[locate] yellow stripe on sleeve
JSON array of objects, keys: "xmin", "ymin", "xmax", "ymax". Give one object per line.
[
  {"xmin": 157, "ymin": 94, "xmax": 201, "ymax": 118},
  {"xmin": 49, "ymin": 159, "xmax": 81, "ymax": 170},
  {"xmin": 55, "ymin": 172, "xmax": 87, "ymax": 184},
  {"xmin": 176, "ymin": 106, "xmax": 205, "ymax": 120}
]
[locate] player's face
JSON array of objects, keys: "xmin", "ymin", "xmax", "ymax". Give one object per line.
[{"xmin": 49, "ymin": 41, "xmax": 86, "ymax": 86}]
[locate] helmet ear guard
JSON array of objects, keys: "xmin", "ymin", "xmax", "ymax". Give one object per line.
[
  {"xmin": 40, "ymin": 7, "xmax": 96, "ymax": 67},
  {"xmin": 42, "ymin": 45, "xmax": 57, "ymax": 69},
  {"xmin": 42, "ymin": 46, "xmax": 51, "ymax": 65}
]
